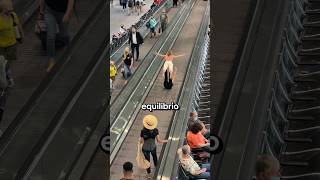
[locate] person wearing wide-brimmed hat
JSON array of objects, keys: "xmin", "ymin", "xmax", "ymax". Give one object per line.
[{"xmin": 140, "ymin": 115, "xmax": 168, "ymax": 179}]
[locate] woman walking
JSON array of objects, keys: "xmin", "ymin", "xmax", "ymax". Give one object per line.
[
  {"xmin": 122, "ymin": 47, "xmax": 133, "ymax": 84},
  {"xmin": 155, "ymin": 50, "xmax": 185, "ymax": 79},
  {"xmin": 0, "ymin": 0, "xmax": 24, "ymax": 87},
  {"xmin": 121, "ymin": 0, "xmax": 128, "ymax": 12},
  {"xmin": 140, "ymin": 115, "xmax": 168, "ymax": 179}
]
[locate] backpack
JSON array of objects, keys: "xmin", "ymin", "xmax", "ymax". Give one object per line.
[{"xmin": 110, "ymin": 64, "xmax": 117, "ymax": 77}]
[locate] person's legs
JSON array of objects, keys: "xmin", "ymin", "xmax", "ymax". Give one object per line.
[
  {"xmin": 168, "ymin": 62, "xmax": 173, "ymax": 79},
  {"xmin": 45, "ymin": 6, "xmax": 58, "ymax": 72},
  {"xmin": 163, "ymin": 61, "xmax": 169, "ymax": 77},
  {"xmin": 124, "ymin": 64, "xmax": 129, "ymax": 84},
  {"xmin": 131, "ymin": 44, "xmax": 135, "ymax": 60},
  {"xmin": 143, "ymin": 150, "xmax": 151, "ymax": 174},
  {"xmin": 135, "ymin": 44, "xmax": 139, "ymax": 60},
  {"xmin": 151, "ymin": 148, "xmax": 158, "ymax": 167},
  {"xmin": 55, "ymin": 11, "xmax": 70, "ymax": 47}
]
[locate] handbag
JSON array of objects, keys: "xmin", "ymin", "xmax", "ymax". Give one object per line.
[{"xmin": 136, "ymin": 142, "xmax": 150, "ymax": 169}]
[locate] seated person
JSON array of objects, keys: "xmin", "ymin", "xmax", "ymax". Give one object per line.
[
  {"xmin": 188, "ymin": 111, "xmax": 210, "ymax": 139},
  {"xmin": 177, "ymin": 145, "xmax": 210, "ymax": 179},
  {"xmin": 187, "ymin": 122, "xmax": 209, "ymax": 152},
  {"xmin": 255, "ymin": 155, "xmax": 281, "ymax": 180}
]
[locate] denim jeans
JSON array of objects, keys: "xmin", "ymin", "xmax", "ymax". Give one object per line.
[
  {"xmin": 124, "ymin": 64, "xmax": 132, "ymax": 80},
  {"xmin": 194, "ymin": 163, "xmax": 210, "ymax": 179},
  {"xmin": 45, "ymin": 4, "xmax": 70, "ymax": 58},
  {"xmin": 142, "ymin": 148, "xmax": 158, "ymax": 174}
]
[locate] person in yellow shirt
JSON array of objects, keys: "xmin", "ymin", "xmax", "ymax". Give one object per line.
[
  {"xmin": 110, "ymin": 60, "xmax": 117, "ymax": 81},
  {"xmin": 0, "ymin": 0, "xmax": 24, "ymax": 87}
]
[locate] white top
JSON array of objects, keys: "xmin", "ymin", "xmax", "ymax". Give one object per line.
[
  {"xmin": 132, "ymin": 32, "xmax": 137, "ymax": 44},
  {"xmin": 177, "ymin": 149, "xmax": 200, "ymax": 175}
]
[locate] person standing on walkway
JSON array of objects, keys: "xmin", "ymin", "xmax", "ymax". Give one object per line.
[
  {"xmin": 136, "ymin": 0, "xmax": 143, "ymax": 15},
  {"xmin": 0, "ymin": 0, "xmax": 24, "ymax": 87},
  {"xmin": 39, "ymin": 0, "xmax": 74, "ymax": 72},
  {"xmin": 128, "ymin": 0, "xmax": 134, "ymax": 15},
  {"xmin": 122, "ymin": 47, "xmax": 133, "ymax": 84},
  {"xmin": 172, "ymin": 0, "xmax": 178, "ymax": 7},
  {"xmin": 140, "ymin": 115, "xmax": 168, "ymax": 179},
  {"xmin": 149, "ymin": 17, "xmax": 157, "ymax": 38},
  {"xmin": 159, "ymin": 9, "xmax": 168, "ymax": 33},
  {"xmin": 128, "ymin": 26, "xmax": 143, "ymax": 61},
  {"xmin": 121, "ymin": 0, "xmax": 128, "ymax": 12},
  {"xmin": 120, "ymin": 161, "xmax": 134, "ymax": 180},
  {"xmin": 155, "ymin": 50, "xmax": 185, "ymax": 79}
]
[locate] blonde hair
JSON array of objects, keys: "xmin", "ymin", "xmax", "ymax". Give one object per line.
[
  {"xmin": 167, "ymin": 50, "xmax": 172, "ymax": 56},
  {"xmin": 124, "ymin": 47, "xmax": 130, "ymax": 57}
]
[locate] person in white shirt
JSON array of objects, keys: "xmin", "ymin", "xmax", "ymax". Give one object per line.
[
  {"xmin": 177, "ymin": 145, "xmax": 210, "ymax": 179},
  {"xmin": 128, "ymin": 26, "xmax": 143, "ymax": 61}
]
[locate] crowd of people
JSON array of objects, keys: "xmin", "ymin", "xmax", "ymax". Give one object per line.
[
  {"xmin": 117, "ymin": 0, "xmax": 147, "ymax": 16},
  {"xmin": 109, "ymin": 7, "xmax": 170, "ymax": 92}
]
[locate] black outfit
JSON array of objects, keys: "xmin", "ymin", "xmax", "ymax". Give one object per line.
[
  {"xmin": 173, "ymin": 0, "xmax": 178, "ymax": 7},
  {"xmin": 140, "ymin": 128, "xmax": 159, "ymax": 174},
  {"xmin": 123, "ymin": 53, "xmax": 133, "ymax": 66},
  {"xmin": 129, "ymin": 31, "xmax": 143, "ymax": 61},
  {"xmin": 45, "ymin": 0, "xmax": 68, "ymax": 12},
  {"xmin": 164, "ymin": 70, "xmax": 173, "ymax": 89}
]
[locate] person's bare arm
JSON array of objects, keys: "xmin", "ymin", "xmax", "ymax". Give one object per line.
[
  {"xmin": 140, "ymin": 137, "xmax": 144, "ymax": 144},
  {"xmin": 172, "ymin": 54, "xmax": 185, "ymax": 58},
  {"xmin": 156, "ymin": 135, "xmax": 168, "ymax": 144},
  {"xmin": 63, "ymin": 0, "xmax": 75, "ymax": 23},
  {"xmin": 155, "ymin": 52, "xmax": 166, "ymax": 57}
]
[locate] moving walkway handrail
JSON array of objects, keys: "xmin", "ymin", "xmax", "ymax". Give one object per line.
[{"xmin": 155, "ymin": 2, "xmax": 210, "ymax": 178}]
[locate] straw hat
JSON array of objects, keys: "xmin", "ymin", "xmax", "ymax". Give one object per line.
[{"xmin": 143, "ymin": 115, "xmax": 158, "ymax": 130}]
